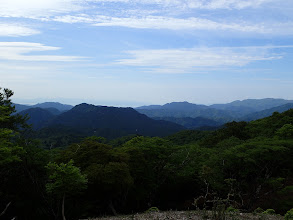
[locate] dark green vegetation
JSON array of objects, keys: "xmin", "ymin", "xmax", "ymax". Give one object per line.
[
  {"xmin": 1, "ymin": 88, "xmax": 293, "ymax": 220},
  {"xmin": 153, "ymin": 116, "xmax": 222, "ymax": 129}
]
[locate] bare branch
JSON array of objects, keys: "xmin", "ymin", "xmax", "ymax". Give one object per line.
[{"xmin": 0, "ymin": 202, "xmax": 11, "ymax": 217}]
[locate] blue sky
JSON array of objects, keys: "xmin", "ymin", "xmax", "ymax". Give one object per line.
[{"xmin": 0, "ymin": 0, "xmax": 293, "ymax": 106}]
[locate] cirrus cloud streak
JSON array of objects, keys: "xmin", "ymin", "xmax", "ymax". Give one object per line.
[
  {"xmin": 0, "ymin": 42, "xmax": 86, "ymax": 62},
  {"xmin": 53, "ymin": 14, "xmax": 267, "ymax": 33},
  {"xmin": 116, "ymin": 46, "xmax": 290, "ymax": 73},
  {"xmin": 0, "ymin": 23, "xmax": 40, "ymax": 37},
  {"xmin": 0, "ymin": 0, "xmax": 275, "ymax": 19}
]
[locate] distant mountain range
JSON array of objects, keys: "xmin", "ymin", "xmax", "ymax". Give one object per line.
[
  {"xmin": 14, "ymin": 102, "xmax": 73, "ymax": 113},
  {"xmin": 135, "ymin": 98, "xmax": 293, "ymax": 127},
  {"xmin": 18, "ymin": 103, "xmax": 184, "ymax": 139},
  {"xmin": 210, "ymin": 98, "xmax": 293, "ymax": 115},
  {"xmin": 153, "ymin": 116, "xmax": 222, "ymax": 130},
  {"xmin": 15, "ymin": 98, "xmax": 293, "ymax": 140},
  {"xmin": 136, "ymin": 101, "xmax": 237, "ymax": 123},
  {"xmin": 240, "ymin": 103, "xmax": 293, "ymax": 121}
]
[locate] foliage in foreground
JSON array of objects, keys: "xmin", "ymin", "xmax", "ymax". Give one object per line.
[{"xmin": 285, "ymin": 208, "xmax": 293, "ymax": 220}]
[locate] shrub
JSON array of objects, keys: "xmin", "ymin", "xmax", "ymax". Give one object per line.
[
  {"xmin": 145, "ymin": 207, "xmax": 160, "ymax": 213},
  {"xmin": 253, "ymin": 207, "xmax": 264, "ymax": 214},
  {"xmin": 285, "ymin": 208, "xmax": 293, "ymax": 220},
  {"xmin": 262, "ymin": 209, "xmax": 275, "ymax": 215},
  {"xmin": 226, "ymin": 206, "xmax": 239, "ymax": 213},
  {"xmin": 212, "ymin": 204, "xmax": 226, "ymax": 220}
]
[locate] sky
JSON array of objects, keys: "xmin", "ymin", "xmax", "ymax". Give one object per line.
[{"xmin": 0, "ymin": 0, "xmax": 293, "ymax": 107}]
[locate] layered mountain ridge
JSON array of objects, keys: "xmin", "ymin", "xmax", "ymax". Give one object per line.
[
  {"xmin": 16, "ymin": 98, "xmax": 293, "ymax": 140},
  {"xmin": 18, "ymin": 103, "xmax": 184, "ymax": 139}
]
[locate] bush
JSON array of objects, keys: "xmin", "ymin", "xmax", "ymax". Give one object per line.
[
  {"xmin": 145, "ymin": 207, "xmax": 160, "ymax": 213},
  {"xmin": 253, "ymin": 207, "xmax": 264, "ymax": 214},
  {"xmin": 262, "ymin": 209, "xmax": 275, "ymax": 215},
  {"xmin": 285, "ymin": 208, "xmax": 293, "ymax": 220},
  {"xmin": 226, "ymin": 206, "xmax": 239, "ymax": 213}
]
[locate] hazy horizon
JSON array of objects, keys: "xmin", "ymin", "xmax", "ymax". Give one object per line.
[{"xmin": 12, "ymin": 96, "xmax": 293, "ymax": 108}]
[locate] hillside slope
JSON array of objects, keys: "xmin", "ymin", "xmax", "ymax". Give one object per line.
[
  {"xmin": 153, "ymin": 116, "xmax": 222, "ymax": 129},
  {"xmin": 18, "ymin": 107, "xmax": 56, "ymax": 129},
  {"xmin": 241, "ymin": 103, "xmax": 293, "ymax": 121},
  {"xmin": 211, "ymin": 98, "xmax": 293, "ymax": 115},
  {"xmin": 44, "ymin": 103, "xmax": 185, "ymax": 139},
  {"xmin": 136, "ymin": 101, "xmax": 236, "ymax": 122}
]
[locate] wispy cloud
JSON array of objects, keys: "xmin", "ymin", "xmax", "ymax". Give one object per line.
[
  {"xmin": 52, "ymin": 15, "xmax": 266, "ymax": 33},
  {"xmin": 185, "ymin": 0, "xmax": 274, "ymax": 10},
  {"xmin": 87, "ymin": 0, "xmax": 274, "ymax": 10},
  {"xmin": 116, "ymin": 46, "xmax": 289, "ymax": 73},
  {"xmin": 0, "ymin": 0, "xmax": 290, "ymax": 35},
  {"xmin": 0, "ymin": 0, "xmax": 278, "ymax": 19},
  {"xmin": 0, "ymin": 0, "xmax": 83, "ymax": 18},
  {"xmin": 0, "ymin": 42, "xmax": 86, "ymax": 62},
  {"xmin": 0, "ymin": 23, "xmax": 40, "ymax": 37},
  {"xmin": 47, "ymin": 9, "xmax": 293, "ymax": 35}
]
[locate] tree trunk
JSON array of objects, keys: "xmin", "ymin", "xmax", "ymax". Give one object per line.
[
  {"xmin": 109, "ymin": 200, "xmax": 117, "ymax": 216},
  {"xmin": 62, "ymin": 194, "xmax": 66, "ymax": 220}
]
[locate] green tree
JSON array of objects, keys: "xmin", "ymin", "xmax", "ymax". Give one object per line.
[
  {"xmin": 0, "ymin": 87, "xmax": 27, "ymax": 131},
  {"xmin": 0, "ymin": 128, "xmax": 23, "ymax": 165},
  {"xmin": 46, "ymin": 160, "xmax": 87, "ymax": 220},
  {"xmin": 0, "ymin": 88, "xmax": 27, "ymax": 218},
  {"xmin": 121, "ymin": 136, "xmax": 203, "ymax": 210},
  {"xmin": 0, "ymin": 88, "xmax": 58, "ymax": 219},
  {"xmin": 58, "ymin": 138, "xmax": 133, "ymax": 215},
  {"xmin": 0, "ymin": 88, "xmax": 26, "ymax": 165},
  {"xmin": 275, "ymin": 124, "xmax": 293, "ymax": 139}
]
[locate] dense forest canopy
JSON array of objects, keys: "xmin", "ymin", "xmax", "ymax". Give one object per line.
[{"xmin": 1, "ymin": 88, "xmax": 293, "ymax": 220}]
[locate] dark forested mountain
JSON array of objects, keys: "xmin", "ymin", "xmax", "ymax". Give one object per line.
[
  {"xmin": 136, "ymin": 101, "xmax": 236, "ymax": 122},
  {"xmin": 153, "ymin": 116, "xmax": 223, "ymax": 129},
  {"xmin": 44, "ymin": 107, "xmax": 61, "ymax": 115},
  {"xmin": 43, "ymin": 103, "xmax": 185, "ymax": 139},
  {"xmin": 241, "ymin": 103, "xmax": 293, "ymax": 121},
  {"xmin": 18, "ymin": 107, "xmax": 56, "ymax": 129}
]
